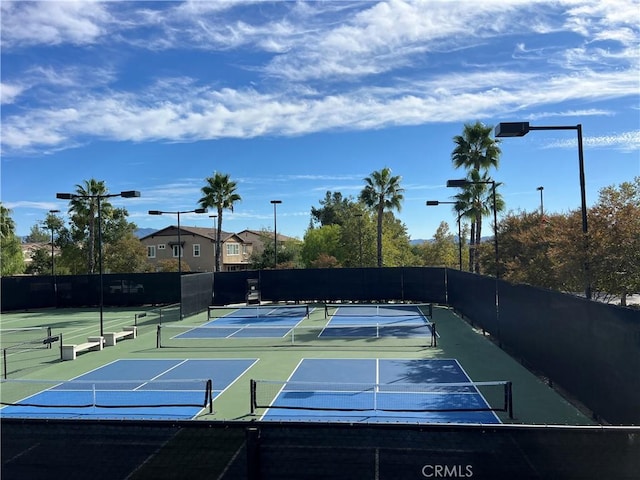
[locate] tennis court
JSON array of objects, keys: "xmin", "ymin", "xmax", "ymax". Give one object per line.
[
  {"xmin": 253, "ymin": 358, "xmax": 509, "ymax": 424},
  {"xmin": 157, "ymin": 303, "xmax": 435, "ymax": 349},
  {"xmin": 0, "ymin": 358, "xmax": 257, "ymax": 420}
]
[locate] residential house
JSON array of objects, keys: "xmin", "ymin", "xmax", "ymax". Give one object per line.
[{"xmin": 139, "ymin": 226, "xmax": 253, "ymax": 272}]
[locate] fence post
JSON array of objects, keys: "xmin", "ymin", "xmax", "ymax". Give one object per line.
[{"xmin": 246, "ymin": 426, "xmax": 261, "ymax": 480}]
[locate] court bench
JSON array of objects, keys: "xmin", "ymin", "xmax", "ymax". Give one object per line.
[
  {"xmin": 104, "ymin": 326, "xmax": 137, "ymax": 347},
  {"xmin": 61, "ymin": 336, "xmax": 104, "ymax": 361}
]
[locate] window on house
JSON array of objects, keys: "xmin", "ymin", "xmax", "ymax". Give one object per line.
[
  {"xmin": 193, "ymin": 244, "xmax": 200, "ymax": 257},
  {"xmin": 147, "ymin": 245, "xmax": 156, "ymax": 258},
  {"xmin": 172, "ymin": 245, "xmax": 183, "ymax": 258},
  {"xmin": 158, "ymin": 244, "xmax": 166, "ymax": 250},
  {"xmin": 227, "ymin": 243, "xmax": 240, "ymax": 255}
]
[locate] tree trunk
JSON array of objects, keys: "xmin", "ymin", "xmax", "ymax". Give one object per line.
[
  {"xmin": 475, "ymin": 213, "xmax": 482, "ymax": 274},
  {"xmin": 215, "ymin": 209, "xmax": 223, "ymax": 272},
  {"xmin": 377, "ymin": 204, "xmax": 383, "ymax": 267},
  {"xmin": 468, "ymin": 222, "xmax": 475, "ymax": 272}
]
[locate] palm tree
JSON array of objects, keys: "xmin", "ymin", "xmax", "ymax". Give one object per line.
[
  {"xmin": 359, "ymin": 167, "xmax": 404, "ymax": 267},
  {"xmin": 451, "ymin": 121, "xmax": 502, "ymax": 273},
  {"xmin": 0, "ymin": 203, "xmax": 16, "ymax": 240},
  {"xmin": 68, "ymin": 179, "xmax": 110, "ymax": 274},
  {"xmin": 198, "ymin": 172, "xmax": 241, "ymax": 272},
  {"xmin": 452, "ymin": 171, "xmax": 505, "ymax": 273}
]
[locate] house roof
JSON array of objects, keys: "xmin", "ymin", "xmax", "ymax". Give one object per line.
[{"xmin": 140, "ymin": 226, "xmax": 238, "ymax": 242}]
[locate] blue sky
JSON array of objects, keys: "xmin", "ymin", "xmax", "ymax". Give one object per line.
[{"xmin": 2, "ymin": 0, "xmax": 639, "ymax": 241}]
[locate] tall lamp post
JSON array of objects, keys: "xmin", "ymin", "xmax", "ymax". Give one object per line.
[
  {"xmin": 425, "ymin": 201, "xmax": 463, "ymax": 270},
  {"xmin": 57, "ymin": 190, "xmax": 141, "ymax": 336},
  {"xmin": 47, "ymin": 209, "xmax": 60, "ymax": 276},
  {"xmin": 495, "ymin": 121, "xmax": 590, "ymax": 300},
  {"xmin": 149, "ymin": 208, "xmax": 207, "ymax": 319},
  {"xmin": 209, "ymin": 214, "xmax": 218, "ymax": 272},
  {"xmin": 537, "ymin": 186, "xmax": 544, "ymax": 217},
  {"xmin": 270, "ymin": 200, "xmax": 282, "ymax": 268}
]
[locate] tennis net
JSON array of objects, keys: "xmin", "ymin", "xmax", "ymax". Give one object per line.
[
  {"xmin": 0, "ymin": 327, "xmax": 53, "ymax": 350},
  {"xmin": 208, "ymin": 304, "xmax": 310, "ymax": 319},
  {"xmin": 157, "ymin": 323, "xmax": 436, "ymax": 349},
  {"xmin": 250, "ymin": 379, "xmax": 512, "ymax": 418},
  {"xmin": 324, "ymin": 303, "xmax": 432, "ymax": 319},
  {"xmin": 0, "ymin": 378, "xmax": 213, "ymax": 412}
]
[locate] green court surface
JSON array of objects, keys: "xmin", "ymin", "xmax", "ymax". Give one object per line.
[{"xmin": 0, "ymin": 303, "xmax": 592, "ymax": 425}]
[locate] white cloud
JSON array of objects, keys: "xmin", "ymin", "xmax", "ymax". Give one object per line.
[
  {"xmin": 1, "ymin": 1, "xmax": 111, "ymax": 47},
  {"xmin": 1, "ymin": 1, "xmax": 638, "ymax": 155},
  {"xmin": 545, "ymin": 130, "xmax": 640, "ymax": 151},
  {"xmin": 0, "ymin": 82, "xmax": 25, "ymax": 104}
]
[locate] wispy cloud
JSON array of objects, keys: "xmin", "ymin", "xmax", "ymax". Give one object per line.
[
  {"xmin": 1, "ymin": 1, "xmax": 638, "ymax": 155},
  {"xmin": 545, "ymin": 130, "xmax": 640, "ymax": 151}
]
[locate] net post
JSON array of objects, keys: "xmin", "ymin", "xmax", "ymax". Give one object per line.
[
  {"xmin": 206, "ymin": 379, "xmax": 213, "ymax": 413},
  {"xmin": 46, "ymin": 327, "xmax": 52, "ymax": 349},
  {"xmin": 324, "ymin": 303, "xmax": 328, "ymax": 319},
  {"xmin": 250, "ymin": 379, "xmax": 256, "ymax": 415},
  {"xmin": 3, "ymin": 348, "xmax": 7, "ymax": 379},
  {"xmin": 431, "ymin": 323, "xmax": 437, "ymax": 348},
  {"xmin": 156, "ymin": 325, "xmax": 161, "ymax": 348},
  {"xmin": 59, "ymin": 332, "xmax": 63, "ymax": 360},
  {"xmin": 506, "ymin": 381, "xmax": 513, "ymax": 419}
]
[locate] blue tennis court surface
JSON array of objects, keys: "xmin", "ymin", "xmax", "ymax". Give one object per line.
[
  {"xmin": 1, "ymin": 358, "xmax": 257, "ymax": 420},
  {"xmin": 321, "ymin": 303, "xmax": 433, "ymax": 338},
  {"xmin": 173, "ymin": 304, "xmax": 431, "ymax": 341},
  {"xmin": 178, "ymin": 305, "xmax": 311, "ymax": 339},
  {"xmin": 258, "ymin": 359, "xmax": 503, "ymax": 424}
]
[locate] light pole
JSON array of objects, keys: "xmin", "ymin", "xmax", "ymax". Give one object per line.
[
  {"xmin": 425, "ymin": 201, "xmax": 463, "ymax": 270},
  {"xmin": 354, "ymin": 213, "xmax": 363, "ymax": 267},
  {"xmin": 149, "ymin": 208, "xmax": 207, "ymax": 319},
  {"xmin": 209, "ymin": 214, "xmax": 218, "ymax": 272},
  {"xmin": 537, "ymin": 186, "xmax": 544, "ymax": 217},
  {"xmin": 47, "ymin": 209, "xmax": 60, "ymax": 276},
  {"xmin": 57, "ymin": 190, "xmax": 140, "ymax": 336},
  {"xmin": 495, "ymin": 121, "xmax": 590, "ymax": 300},
  {"xmin": 270, "ymin": 200, "xmax": 282, "ymax": 268}
]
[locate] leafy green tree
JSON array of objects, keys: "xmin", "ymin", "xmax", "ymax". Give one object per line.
[
  {"xmin": 250, "ymin": 230, "xmax": 302, "ymax": 269},
  {"xmin": 336, "ymin": 208, "xmax": 374, "ymax": 267},
  {"xmin": 486, "ymin": 211, "xmax": 557, "ymax": 287},
  {"xmin": 379, "ymin": 213, "xmax": 418, "ymax": 267},
  {"xmin": 25, "ymin": 224, "xmax": 49, "ymax": 243},
  {"xmin": 0, "ymin": 203, "xmax": 25, "ymax": 275},
  {"xmin": 451, "ymin": 122, "xmax": 502, "ymax": 273},
  {"xmin": 104, "ymin": 232, "xmax": 151, "ymax": 273},
  {"xmin": 414, "ymin": 221, "xmax": 458, "ymax": 267},
  {"xmin": 301, "ymin": 225, "xmax": 342, "ymax": 268},
  {"xmin": 157, "ymin": 259, "xmax": 191, "ymax": 273},
  {"xmin": 199, "ymin": 172, "xmax": 241, "ymax": 272},
  {"xmin": 359, "ymin": 167, "xmax": 404, "ymax": 267},
  {"xmin": 311, "ymin": 191, "xmax": 352, "ymax": 227},
  {"xmin": 589, "ymin": 177, "xmax": 640, "ymax": 305},
  {"xmin": 25, "ymin": 247, "xmax": 51, "ymax": 275}
]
